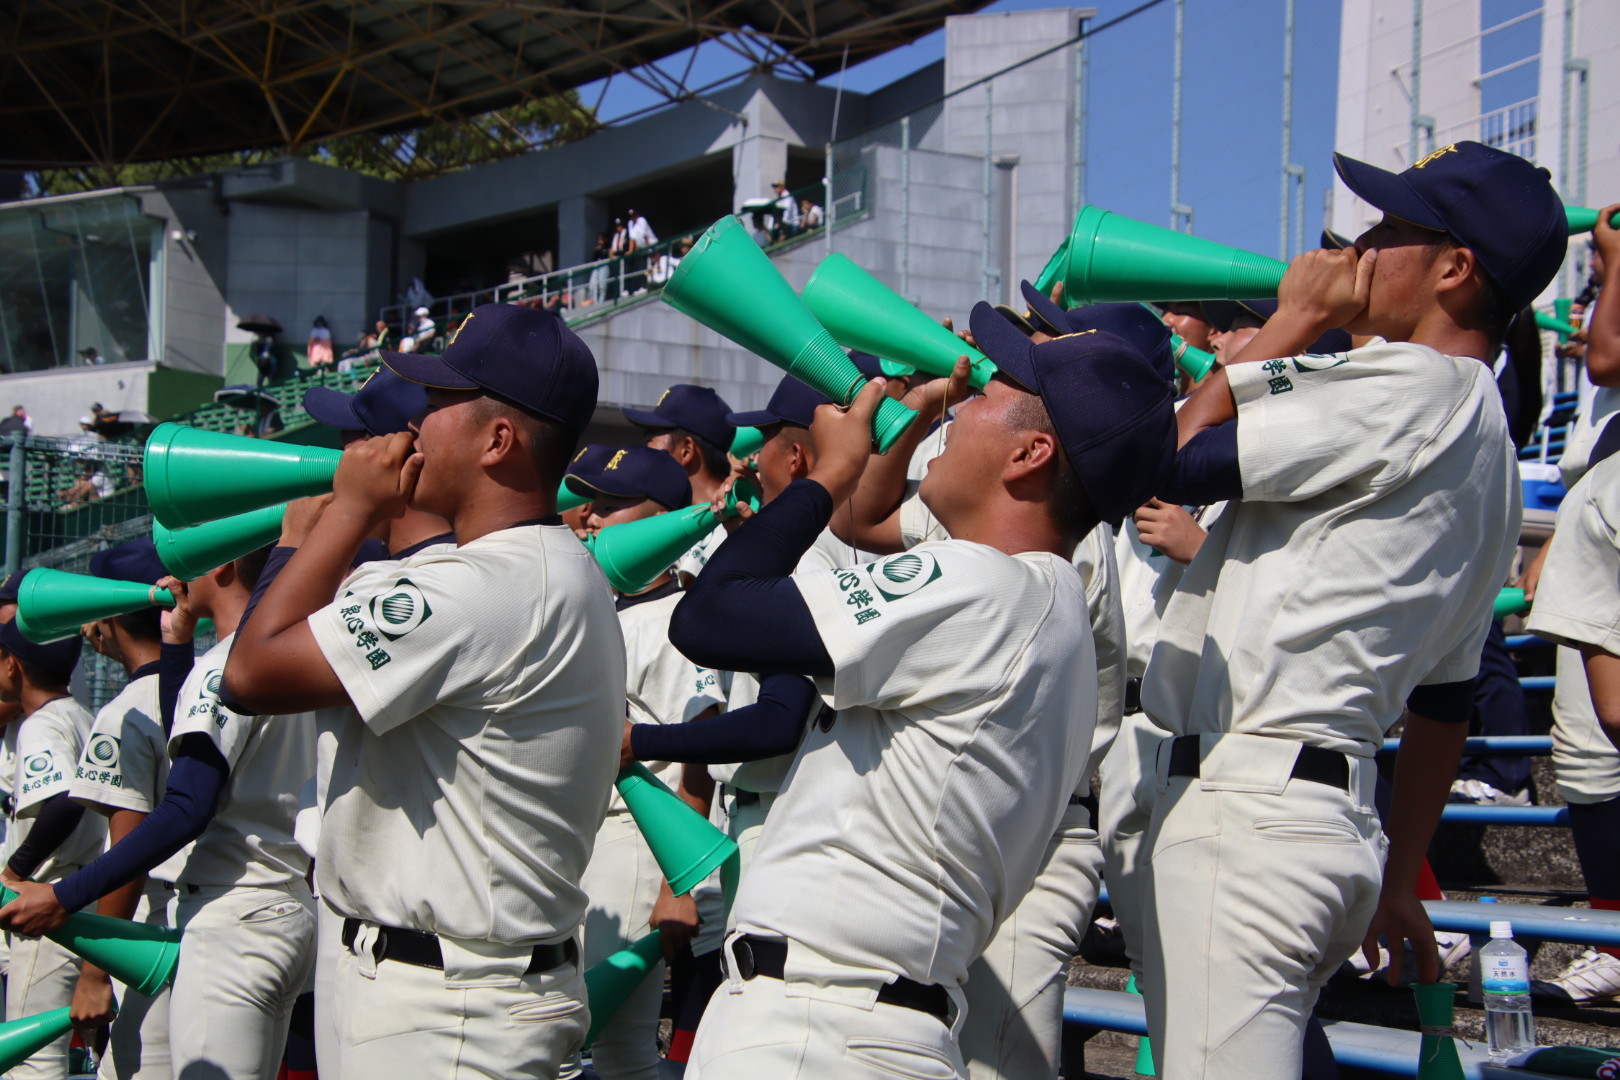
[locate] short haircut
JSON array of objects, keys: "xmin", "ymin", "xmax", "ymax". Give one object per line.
[
  {"xmin": 115, "ymin": 607, "xmax": 163, "ymax": 643},
  {"xmin": 234, "ymin": 544, "xmax": 272, "ymax": 593},
  {"xmin": 20, "ymin": 660, "xmax": 71, "ymax": 690},
  {"xmin": 1428, "ymin": 237, "xmax": 1515, "ymax": 360},
  {"xmin": 1001, "ymin": 390, "xmax": 1097, "ymax": 540},
  {"xmin": 669, "ymin": 426, "xmax": 731, "ymax": 480},
  {"xmin": 469, "ymin": 394, "xmax": 582, "ymax": 488}
]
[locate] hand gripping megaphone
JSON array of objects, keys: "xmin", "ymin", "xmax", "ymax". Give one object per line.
[
  {"xmin": 14, "ymin": 569, "xmax": 175, "ymax": 644},
  {"xmin": 0, "ymin": 887, "xmax": 180, "ymax": 997},
  {"xmin": 801, "ymin": 254, "xmax": 998, "ymax": 390},
  {"xmin": 660, "ymin": 216, "xmax": 918, "ymax": 453}
]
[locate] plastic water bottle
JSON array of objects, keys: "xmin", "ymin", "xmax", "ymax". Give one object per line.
[{"xmin": 1481, "ymin": 920, "xmax": 1535, "ymax": 1061}]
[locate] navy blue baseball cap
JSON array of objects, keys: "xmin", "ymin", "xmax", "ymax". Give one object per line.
[
  {"xmin": 727, "ymin": 376, "xmax": 833, "ymax": 430},
  {"xmin": 304, "ymin": 368, "xmax": 427, "ymax": 437},
  {"xmin": 381, "ymin": 303, "xmax": 598, "ymax": 432},
  {"xmin": 622, "ymin": 384, "xmax": 734, "ymax": 449},
  {"xmin": 0, "ymin": 572, "xmax": 24, "ymax": 605},
  {"xmin": 90, "ymin": 538, "xmax": 166, "ymax": 586},
  {"xmin": 969, "ymin": 302, "xmax": 1177, "ymax": 526},
  {"xmin": 1017, "ymin": 283, "xmax": 1176, "ymax": 385},
  {"xmin": 1200, "ymin": 299, "xmax": 1278, "ymax": 333},
  {"xmin": 1321, "ymin": 228, "xmax": 1355, "ymax": 251},
  {"xmin": 564, "ymin": 446, "xmax": 691, "ymax": 511},
  {"xmin": 1333, "ymin": 140, "xmax": 1566, "ymax": 309},
  {"xmin": 565, "ymin": 443, "xmax": 616, "ymax": 482},
  {"xmin": 0, "ymin": 619, "xmax": 82, "ymax": 679}
]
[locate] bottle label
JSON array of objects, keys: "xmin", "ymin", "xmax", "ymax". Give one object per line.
[{"xmin": 1483, "ymin": 954, "xmax": 1530, "ymax": 995}]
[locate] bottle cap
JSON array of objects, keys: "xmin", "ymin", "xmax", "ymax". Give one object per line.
[{"xmin": 1490, "ymin": 920, "xmax": 1513, "ymax": 939}]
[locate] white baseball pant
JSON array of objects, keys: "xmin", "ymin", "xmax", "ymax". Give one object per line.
[
  {"xmin": 330, "ymin": 921, "xmax": 588, "ymax": 1080},
  {"xmin": 578, "ymin": 810, "xmax": 668, "ymax": 1080},
  {"xmin": 959, "ymin": 800, "xmax": 1103, "ymax": 1080},
  {"xmin": 689, "ymin": 934, "xmax": 967, "ymax": 1080},
  {"xmin": 168, "ymin": 882, "xmax": 316, "ymax": 1080},
  {"xmin": 5, "ymin": 931, "xmax": 80, "ymax": 1080},
  {"xmin": 98, "ymin": 886, "xmax": 177, "ymax": 1080},
  {"xmin": 1096, "ymin": 711, "xmax": 1169, "ymax": 984},
  {"xmin": 1140, "ymin": 733, "xmax": 1385, "ymax": 1080},
  {"xmin": 312, "ymin": 897, "xmax": 344, "ymax": 1077}
]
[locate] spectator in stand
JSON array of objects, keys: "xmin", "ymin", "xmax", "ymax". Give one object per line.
[
  {"xmin": 59, "ymin": 456, "xmax": 114, "ymax": 507},
  {"xmin": 87, "ymin": 404, "xmax": 121, "ymax": 440},
  {"xmin": 397, "ymin": 308, "xmax": 435, "ymax": 355},
  {"xmin": 78, "ymin": 346, "xmax": 104, "ymax": 366},
  {"xmin": 801, "ymin": 197, "xmax": 824, "ymax": 230},
  {"xmin": 0, "ymin": 406, "xmax": 29, "ymax": 438},
  {"xmin": 626, "ymin": 209, "xmax": 658, "ymax": 294},
  {"xmin": 770, "ymin": 181, "xmax": 801, "ymax": 241},
  {"xmin": 648, "ymin": 238, "xmax": 692, "ymax": 288},
  {"xmin": 307, "ymin": 316, "xmax": 335, "ymax": 371},
  {"xmin": 587, "ymin": 233, "xmax": 613, "ymax": 305},
  {"xmin": 339, "ymin": 320, "xmax": 389, "ymax": 372}
]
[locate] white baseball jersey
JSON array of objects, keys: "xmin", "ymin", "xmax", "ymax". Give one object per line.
[
  {"xmin": 616, "ymin": 584, "xmax": 727, "ymax": 807},
  {"xmin": 1560, "ymin": 303, "xmax": 1616, "ymax": 488},
  {"xmin": 675, "ymin": 523, "xmax": 727, "ymax": 580},
  {"xmin": 1142, "ymin": 342, "xmax": 1521, "ymax": 756},
  {"xmin": 1113, "ymin": 504, "xmax": 1226, "ymax": 680},
  {"xmin": 309, "ymin": 522, "xmax": 625, "ymax": 945},
  {"xmin": 735, "ymin": 541, "xmax": 1095, "ymax": 987},
  {"xmin": 5, "ymin": 698, "xmax": 105, "ymax": 879},
  {"xmin": 1526, "ymin": 455, "xmax": 1620, "ymax": 800},
  {"xmin": 70, "ymin": 671, "xmax": 167, "ymax": 817},
  {"xmin": 151, "ymin": 635, "xmax": 314, "ymax": 889}
]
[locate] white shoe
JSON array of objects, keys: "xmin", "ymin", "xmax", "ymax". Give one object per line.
[
  {"xmin": 1531, "ymin": 949, "xmax": 1620, "ymax": 1003},
  {"xmin": 1448, "ymin": 778, "xmax": 1531, "ymax": 806}
]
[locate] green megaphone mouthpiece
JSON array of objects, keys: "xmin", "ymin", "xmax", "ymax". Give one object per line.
[
  {"xmin": 1566, "ymin": 206, "xmax": 1619, "ymax": 234},
  {"xmin": 153, "ymin": 504, "xmax": 287, "ymax": 581},
  {"xmin": 1533, "ymin": 310, "xmax": 1578, "ymax": 339},
  {"xmin": 802, "ymin": 254, "xmax": 998, "ymax": 390},
  {"xmin": 660, "ymin": 216, "xmax": 918, "ymax": 453},
  {"xmin": 144, "ymin": 423, "xmax": 341, "ymax": 530},
  {"xmin": 1060, "ymin": 205, "xmax": 1289, "ymax": 304},
  {"xmin": 1170, "ymin": 334, "xmax": 1217, "ymax": 382},
  {"xmin": 0, "ymin": 887, "xmax": 180, "ymax": 997},
  {"xmin": 1494, "ymin": 587, "xmax": 1530, "ymax": 621},
  {"xmin": 14, "ymin": 569, "xmax": 175, "ymax": 644},
  {"xmin": 730, "ymin": 426, "xmax": 766, "ymax": 460}
]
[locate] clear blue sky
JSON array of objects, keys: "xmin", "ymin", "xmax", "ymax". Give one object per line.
[{"xmin": 581, "ymin": 0, "xmax": 1349, "ymax": 259}]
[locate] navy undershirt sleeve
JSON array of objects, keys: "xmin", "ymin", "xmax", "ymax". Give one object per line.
[
  {"xmin": 630, "ymin": 674, "xmax": 819, "ymax": 764},
  {"xmin": 51, "ymin": 736, "xmax": 228, "ymax": 914},
  {"xmin": 238, "ymin": 545, "xmax": 296, "ymax": 632},
  {"xmin": 1406, "ymin": 679, "xmax": 1477, "ymax": 724},
  {"xmin": 158, "ymin": 641, "xmax": 195, "ymax": 730},
  {"xmin": 670, "ymin": 480, "xmax": 835, "ymax": 678},
  {"xmin": 1159, "ymin": 420, "xmax": 1243, "ymax": 505},
  {"xmin": 6, "ymin": 794, "xmax": 88, "ymax": 879}
]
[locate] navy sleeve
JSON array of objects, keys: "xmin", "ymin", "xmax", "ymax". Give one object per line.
[
  {"xmin": 238, "ymin": 545, "xmax": 296, "ymax": 632},
  {"xmin": 50, "ymin": 736, "xmax": 228, "ymax": 914},
  {"xmin": 1591, "ymin": 413, "xmax": 1620, "ymax": 469},
  {"xmin": 630, "ymin": 674, "xmax": 819, "ymax": 764},
  {"xmin": 670, "ymin": 480, "xmax": 835, "ymax": 678},
  {"xmin": 1160, "ymin": 420, "xmax": 1243, "ymax": 505},
  {"xmin": 158, "ymin": 640, "xmax": 195, "ymax": 730},
  {"xmin": 1406, "ymin": 679, "xmax": 1477, "ymax": 724},
  {"xmin": 6, "ymin": 794, "xmax": 88, "ymax": 878}
]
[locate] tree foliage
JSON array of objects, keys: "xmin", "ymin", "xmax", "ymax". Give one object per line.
[{"xmin": 28, "ymin": 92, "xmax": 599, "ymax": 197}]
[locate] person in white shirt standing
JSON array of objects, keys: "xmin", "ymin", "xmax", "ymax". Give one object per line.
[
  {"xmin": 1134, "ymin": 140, "xmax": 1563, "ymax": 1080},
  {"xmin": 668, "ymin": 326, "xmax": 1176, "ymax": 1079},
  {"xmin": 221, "ymin": 303, "xmax": 624, "ymax": 1080}
]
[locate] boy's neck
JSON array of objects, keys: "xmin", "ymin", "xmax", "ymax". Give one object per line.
[{"xmin": 20, "ymin": 681, "xmax": 70, "ymax": 718}]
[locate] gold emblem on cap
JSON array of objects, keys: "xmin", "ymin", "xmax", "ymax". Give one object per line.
[
  {"xmin": 445, "ymin": 311, "xmax": 475, "ymax": 347},
  {"xmin": 606, "ymin": 449, "xmax": 627, "ymax": 471},
  {"xmin": 655, "ymin": 387, "xmax": 672, "ymax": 406},
  {"xmin": 1413, "ymin": 144, "xmax": 1459, "ymax": 169}
]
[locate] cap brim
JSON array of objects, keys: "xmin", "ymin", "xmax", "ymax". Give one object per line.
[
  {"xmin": 994, "ymin": 304, "xmax": 1036, "ymax": 335},
  {"xmin": 968, "ymin": 302, "xmax": 1039, "ymax": 393},
  {"xmin": 726, "ymin": 409, "xmax": 780, "ymax": 428},
  {"xmin": 379, "ymin": 350, "xmax": 480, "ymax": 391},
  {"xmin": 1332, "ymin": 152, "xmax": 1446, "ymax": 232},
  {"xmin": 621, "ymin": 406, "xmax": 672, "ymax": 431},
  {"xmin": 1017, "ymin": 281, "xmax": 1068, "ymax": 337},
  {"xmin": 1199, "ymin": 300, "xmax": 1239, "ymax": 333},
  {"xmin": 302, "ymin": 386, "xmax": 364, "ymax": 432}
]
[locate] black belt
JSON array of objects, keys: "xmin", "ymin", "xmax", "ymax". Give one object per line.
[
  {"xmin": 341, "ymin": 918, "xmax": 577, "ymax": 975},
  {"xmin": 1167, "ymin": 735, "xmax": 1350, "ymax": 789},
  {"xmin": 729, "ymin": 935, "xmax": 950, "ymax": 1022},
  {"xmin": 1123, "ymin": 677, "xmax": 1143, "ymax": 715}
]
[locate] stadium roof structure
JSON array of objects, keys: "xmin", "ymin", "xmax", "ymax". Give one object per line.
[{"xmin": 4, "ymin": 0, "xmax": 987, "ymax": 168}]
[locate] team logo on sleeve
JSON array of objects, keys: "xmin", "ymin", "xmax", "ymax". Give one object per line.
[
  {"xmin": 867, "ymin": 551, "xmax": 942, "ymax": 601},
  {"xmin": 24, "ymin": 752, "xmax": 52, "ymax": 777},
  {"xmin": 1290, "ymin": 354, "xmax": 1350, "ymax": 373},
  {"xmin": 206, "ymin": 672, "xmax": 224, "ymax": 696},
  {"xmin": 86, "ymin": 734, "xmax": 120, "ymax": 769},
  {"xmin": 371, "ymin": 579, "xmax": 432, "ymax": 640}
]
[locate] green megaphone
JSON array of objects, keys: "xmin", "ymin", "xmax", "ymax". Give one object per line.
[
  {"xmin": 1494, "ymin": 587, "xmax": 1530, "ymax": 620},
  {"xmin": 557, "ymin": 480, "xmax": 589, "ymax": 513},
  {"xmin": 1555, "ymin": 297, "xmax": 1573, "ymax": 330},
  {"xmin": 1566, "ymin": 206, "xmax": 1619, "ymax": 233},
  {"xmin": 1060, "ymin": 205, "xmax": 1290, "ymax": 304},
  {"xmin": 1412, "ymin": 982, "xmax": 1465, "ymax": 1080},
  {"xmin": 144, "ymin": 423, "xmax": 342, "ymax": 530},
  {"xmin": 583, "ymin": 930, "xmax": 663, "ymax": 1047},
  {"xmin": 585, "ymin": 480, "xmax": 760, "ymax": 595},
  {"xmin": 0, "ymin": 1007, "xmax": 74, "ymax": 1073},
  {"xmin": 0, "ymin": 888, "xmax": 180, "ymax": 997},
  {"xmin": 1170, "ymin": 334, "xmax": 1217, "ymax": 382},
  {"xmin": 153, "ymin": 504, "xmax": 286, "ymax": 581},
  {"xmin": 615, "ymin": 764, "xmax": 738, "ymax": 896},
  {"xmin": 1534, "ymin": 310, "xmax": 1578, "ymax": 339},
  {"xmin": 1033, "ymin": 238, "xmax": 1070, "ymax": 301},
  {"xmin": 730, "ymin": 426, "xmax": 766, "ymax": 460},
  {"xmin": 802, "ymin": 254, "xmax": 998, "ymax": 390},
  {"xmin": 661, "ymin": 216, "xmax": 918, "ymax": 453},
  {"xmin": 14, "ymin": 569, "xmax": 175, "ymax": 644}
]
